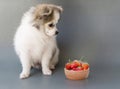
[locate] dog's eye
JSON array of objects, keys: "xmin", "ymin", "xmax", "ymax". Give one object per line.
[{"xmin": 49, "ymin": 23, "xmax": 55, "ymax": 28}]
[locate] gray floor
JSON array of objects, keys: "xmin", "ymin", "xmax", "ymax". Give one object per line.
[
  {"xmin": 1, "ymin": 0, "xmax": 120, "ymax": 89},
  {"xmin": 0, "ymin": 47, "xmax": 120, "ymax": 89}
]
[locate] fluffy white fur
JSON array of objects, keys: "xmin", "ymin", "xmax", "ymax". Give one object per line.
[{"xmin": 14, "ymin": 4, "xmax": 62, "ymax": 79}]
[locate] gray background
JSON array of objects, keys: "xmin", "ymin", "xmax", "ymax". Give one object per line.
[{"xmin": 0, "ymin": 0, "xmax": 120, "ymax": 89}]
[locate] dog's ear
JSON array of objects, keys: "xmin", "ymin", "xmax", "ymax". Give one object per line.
[
  {"xmin": 39, "ymin": 6, "xmax": 52, "ymax": 20},
  {"xmin": 33, "ymin": 5, "xmax": 53, "ymax": 29},
  {"xmin": 41, "ymin": 6, "xmax": 52, "ymax": 17},
  {"xmin": 54, "ymin": 6, "xmax": 63, "ymax": 14},
  {"xmin": 33, "ymin": 5, "xmax": 52, "ymax": 20},
  {"xmin": 33, "ymin": 4, "xmax": 63, "ymax": 29},
  {"xmin": 39, "ymin": 5, "xmax": 63, "ymax": 18}
]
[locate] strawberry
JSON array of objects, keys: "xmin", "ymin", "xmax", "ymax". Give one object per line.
[
  {"xmin": 79, "ymin": 67, "xmax": 84, "ymax": 70},
  {"xmin": 72, "ymin": 67, "xmax": 78, "ymax": 71},
  {"xmin": 73, "ymin": 60, "xmax": 82, "ymax": 67},
  {"xmin": 65, "ymin": 63, "xmax": 71, "ymax": 70},
  {"xmin": 70, "ymin": 62, "xmax": 78, "ymax": 69},
  {"xmin": 82, "ymin": 63, "xmax": 89, "ymax": 70},
  {"xmin": 65, "ymin": 57, "xmax": 90, "ymax": 71},
  {"xmin": 72, "ymin": 67, "xmax": 84, "ymax": 71}
]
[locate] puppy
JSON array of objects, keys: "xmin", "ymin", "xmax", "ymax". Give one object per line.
[{"xmin": 13, "ymin": 4, "xmax": 63, "ymax": 79}]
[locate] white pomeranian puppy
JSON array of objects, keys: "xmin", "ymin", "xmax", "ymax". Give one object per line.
[{"xmin": 13, "ymin": 4, "xmax": 63, "ymax": 79}]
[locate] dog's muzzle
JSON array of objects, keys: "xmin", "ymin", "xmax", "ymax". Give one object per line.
[{"xmin": 55, "ymin": 31, "xmax": 59, "ymax": 35}]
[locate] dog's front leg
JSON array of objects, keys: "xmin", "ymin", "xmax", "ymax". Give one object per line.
[
  {"xmin": 41, "ymin": 51, "xmax": 52, "ymax": 75},
  {"xmin": 19, "ymin": 54, "xmax": 31, "ymax": 79},
  {"xmin": 49, "ymin": 48, "xmax": 59, "ymax": 69}
]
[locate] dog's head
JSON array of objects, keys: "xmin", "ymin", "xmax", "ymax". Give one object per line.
[{"xmin": 33, "ymin": 4, "xmax": 63, "ymax": 36}]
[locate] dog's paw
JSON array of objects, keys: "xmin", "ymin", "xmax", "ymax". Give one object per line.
[
  {"xmin": 42, "ymin": 69, "xmax": 52, "ymax": 75},
  {"xmin": 20, "ymin": 72, "xmax": 30, "ymax": 79}
]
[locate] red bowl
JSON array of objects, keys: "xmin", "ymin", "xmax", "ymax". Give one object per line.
[{"xmin": 64, "ymin": 68, "xmax": 89, "ymax": 80}]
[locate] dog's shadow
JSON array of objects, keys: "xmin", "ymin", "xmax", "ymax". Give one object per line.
[{"xmin": 30, "ymin": 65, "xmax": 60, "ymax": 77}]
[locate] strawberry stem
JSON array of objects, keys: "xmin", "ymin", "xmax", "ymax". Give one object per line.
[
  {"xmin": 68, "ymin": 59, "xmax": 71, "ymax": 63},
  {"xmin": 80, "ymin": 56, "xmax": 87, "ymax": 62}
]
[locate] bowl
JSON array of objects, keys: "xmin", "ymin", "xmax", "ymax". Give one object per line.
[{"xmin": 64, "ymin": 68, "xmax": 89, "ymax": 80}]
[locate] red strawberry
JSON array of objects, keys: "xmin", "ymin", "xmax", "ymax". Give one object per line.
[
  {"xmin": 82, "ymin": 63, "xmax": 89, "ymax": 70},
  {"xmin": 79, "ymin": 67, "xmax": 84, "ymax": 70},
  {"xmin": 72, "ymin": 67, "xmax": 77, "ymax": 71},
  {"xmin": 72, "ymin": 67, "xmax": 84, "ymax": 71},
  {"xmin": 73, "ymin": 60, "xmax": 82, "ymax": 67},
  {"xmin": 65, "ymin": 63, "xmax": 71, "ymax": 70},
  {"xmin": 70, "ymin": 63, "xmax": 78, "ymax": 69}
]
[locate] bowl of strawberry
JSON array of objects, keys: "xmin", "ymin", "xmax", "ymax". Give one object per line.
[{"xmin": 64, "ymin": 58, "xmax": 90, "ymax": 80}]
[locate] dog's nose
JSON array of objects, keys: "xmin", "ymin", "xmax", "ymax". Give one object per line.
[{"xmin": 55, "ymin": 31, "xmax": 59, "ymax": 35}]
